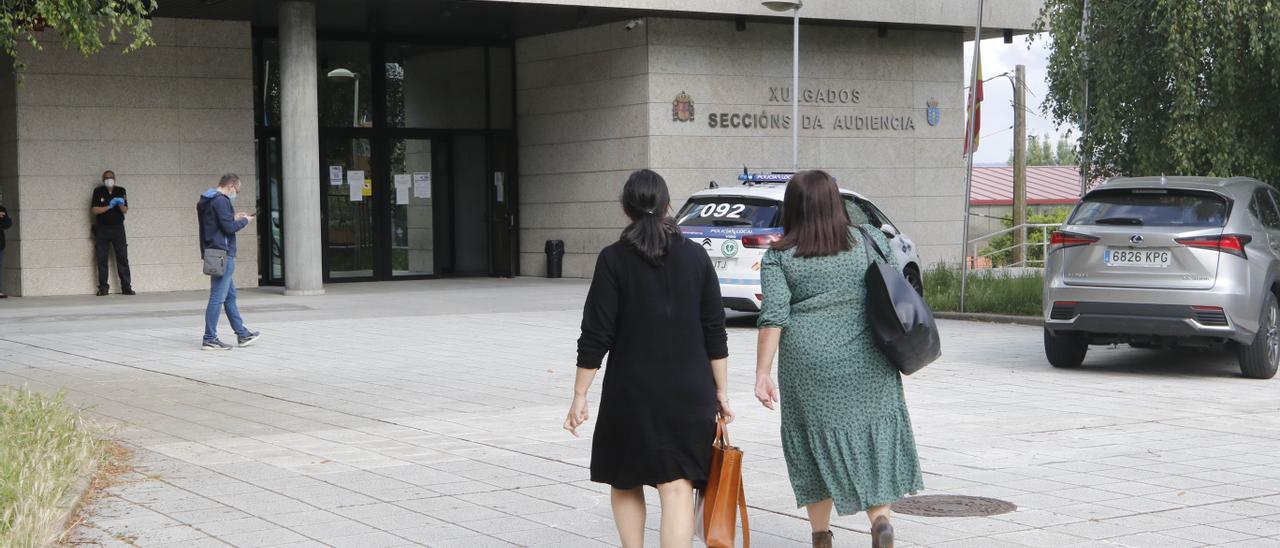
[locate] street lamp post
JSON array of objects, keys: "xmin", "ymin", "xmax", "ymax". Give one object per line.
[
  {"xmin": 327, "ymin": 68, "xmax": 359, "ymax": 127},
  {"xmin": 763, "ymin": 1, "xmax": 802, "ymax": 172}
]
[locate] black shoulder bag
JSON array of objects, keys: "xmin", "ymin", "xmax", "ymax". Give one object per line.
[{"xmin": 854, "ymin": 225, "xmax": 941, "ymax": 375}]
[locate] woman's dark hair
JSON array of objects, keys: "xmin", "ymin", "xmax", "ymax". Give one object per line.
[
  {"xmin": 620, "ymin": 169, "xmax": 681, "ymax": 266},
  {"xmin": 772, "ymin": 170, "xmax": 854, "ymax": 257}
]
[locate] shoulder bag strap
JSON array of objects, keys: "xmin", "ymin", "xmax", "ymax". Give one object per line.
[
  {"xmin": 738, "ymin": 473, "xmax": 750, "ymax": 547},
  {"xmin": 853, "ymin": 225, "xmax": 888, "ymax": 264}
]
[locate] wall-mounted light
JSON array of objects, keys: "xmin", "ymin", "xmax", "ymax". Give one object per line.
[{"xmin": 1003, "ymin": 29, "xmax": 1014, "ymax": 43}]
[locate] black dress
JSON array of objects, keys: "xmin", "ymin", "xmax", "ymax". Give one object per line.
[{"xmin": 577, "ymin": 237, "xmax": 729, "ymax": 490}]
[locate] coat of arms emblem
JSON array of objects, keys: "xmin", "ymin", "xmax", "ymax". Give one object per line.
[
  {"xmin": 672, "ymin": 91, "xmax": 695, "ymax": 122},
  {"xmin": 926, "ymin": 98, "xmax": 941, "ymax": 127}
]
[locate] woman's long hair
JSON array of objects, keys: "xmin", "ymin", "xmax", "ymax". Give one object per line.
[
  {"xmin": 772, "ymin": 170, "xmax": 854, "ymax": 257},
  {"xmin": 620, "ymin": 169, "xmax": 681, "ymax": 266}
]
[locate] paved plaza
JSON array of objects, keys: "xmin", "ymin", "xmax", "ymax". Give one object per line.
[{"xmin": 4, "ymin": 279, "xmax": 1280, "ymax": 547}]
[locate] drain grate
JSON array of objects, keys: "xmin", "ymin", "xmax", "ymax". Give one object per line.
[{"xmin": 891, "ymin": 495, "xmax": 1017, "ymax": 517}]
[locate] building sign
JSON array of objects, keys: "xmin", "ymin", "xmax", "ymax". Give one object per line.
[
  {"xmin": 688, "ymin": 86, "xmax": 929, "ymax": 133},
  {"xmin": 768, "ymin": 86, "xmax": 861, "ymax": 105}
]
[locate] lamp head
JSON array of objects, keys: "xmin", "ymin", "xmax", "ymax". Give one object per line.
[
  {"xmin": 762, "ymin": 0, "xmax": 802, "ymax": 12},
  {"xmin": 327, "ymin": 68, "xmax": 356, "ymax": 79}
]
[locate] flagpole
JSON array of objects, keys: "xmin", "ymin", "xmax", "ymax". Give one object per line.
[{"xmin": 959, "ymin": 0, "xmax": 985, "ymax": 313}]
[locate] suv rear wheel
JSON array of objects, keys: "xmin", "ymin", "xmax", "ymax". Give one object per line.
[
  {"xmin": 1044, "ymin": 327, "xmax": 1088, "ymax": 368},
  {"xmin": 1237, "ymin": 292, "xmax": 1280, "ymax": 380}
]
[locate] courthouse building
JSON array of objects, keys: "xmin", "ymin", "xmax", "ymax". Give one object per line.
[{"xmin": 0, "ymin": 0, "xmax": 1039, "ymax": 296}]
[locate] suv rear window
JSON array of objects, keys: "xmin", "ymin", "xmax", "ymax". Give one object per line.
[
  {"xmin": 676, "ymin": 197, "xmax": 780, "ymax": 228},
  {"xmin": 1069, "ymin": 189, "xmax": 1229, "ymax": 227}
]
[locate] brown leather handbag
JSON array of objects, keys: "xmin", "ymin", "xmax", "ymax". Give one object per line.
[{"xmin": 703, "ymin": 418, "xmax": 749, "ymax": 548}]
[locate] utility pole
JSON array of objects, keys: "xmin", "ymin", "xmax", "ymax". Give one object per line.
[
  {"xmin": 1079, "ymin": 0, "xmax": 1091, "ymax": 194},
  {"xmin": 1012, "ymin": 64, "xmax": 1027, "ymax": 266}
]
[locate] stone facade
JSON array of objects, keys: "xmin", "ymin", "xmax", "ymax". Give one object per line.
[
  {"xmin": 517, "ymin": 18, "xmax": 966, "ymax": 278},
  {"xmin": 3, "ymin": 18, "xmax": 256, "ymax": 296}
]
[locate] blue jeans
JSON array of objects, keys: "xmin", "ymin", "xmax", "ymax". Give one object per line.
[{"xmin": 204, "ymin": 257, "xmax": 250, "ymax": 343}]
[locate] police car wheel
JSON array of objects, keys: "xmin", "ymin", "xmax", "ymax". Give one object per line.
[{"xmin": 904, "ymin": 265, "xmax": 923, "ymax": 297}]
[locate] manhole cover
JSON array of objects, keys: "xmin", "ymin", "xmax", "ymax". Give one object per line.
[{"xmin": 891, "ymin": 495, "xmax": 1017, "ymax": 517}]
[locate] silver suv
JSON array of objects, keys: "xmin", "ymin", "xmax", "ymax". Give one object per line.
[{"xmin": 1043, "ymin": 176, "xmax": 1280, "ymax": 378}]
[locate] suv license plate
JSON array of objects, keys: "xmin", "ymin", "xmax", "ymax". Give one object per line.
[
  {"xmin": 713, "ymin": 259, "xmax": 734, "ymax": 271},
  {"xmin": 1105, "ymin": 248, "xmax": 1171, "ymax": 268}
]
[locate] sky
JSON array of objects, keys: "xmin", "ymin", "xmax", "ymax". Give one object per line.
[{"xmin": 963, "ymin": 33, "xmax": 1076, "ymax": 166}]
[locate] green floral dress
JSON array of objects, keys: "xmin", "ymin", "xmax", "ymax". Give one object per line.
[{"xmin": 758, "ymin": 225, "xmax": 924, "ymax": 515}]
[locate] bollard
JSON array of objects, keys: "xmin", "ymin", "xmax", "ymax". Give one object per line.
[{"xmin": 545, "ymin": 240, "xmax": 565, "ymax": 278}]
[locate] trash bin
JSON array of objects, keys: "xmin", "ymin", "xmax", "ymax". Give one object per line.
[{"xmin": 545, "ymin": 240, "xmax": 565, "ymax": 278}]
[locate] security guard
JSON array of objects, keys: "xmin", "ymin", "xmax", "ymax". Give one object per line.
[{"xmin": 90, "ymin": 170, "xmax": 134, "ymax": 296}]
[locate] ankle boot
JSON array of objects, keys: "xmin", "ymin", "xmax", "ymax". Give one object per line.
[
  {"xmin": 871, "ymin": 516, "xmax": 893, "ymax": 548},
  {"xmin": 812, "ymin": 530, "xmax": 834, "ymax": 548}
]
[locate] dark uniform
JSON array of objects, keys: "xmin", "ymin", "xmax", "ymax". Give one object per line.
[{"xmin": 91, "ymin": 185, "xmax": 132, "ymax": 293}]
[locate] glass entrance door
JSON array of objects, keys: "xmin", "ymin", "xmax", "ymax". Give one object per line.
[
  {"xmin": 324, "ymin": 137, "xmax": 375, "ymax": 279},
  {"xmin": 389, "ymin": 138, "xmax": 438, "ymax": 276}
]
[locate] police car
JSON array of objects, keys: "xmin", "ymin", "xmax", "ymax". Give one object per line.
[{"xmin": 676, "ymin": 172, "xmax": 924, "ymax": 312}]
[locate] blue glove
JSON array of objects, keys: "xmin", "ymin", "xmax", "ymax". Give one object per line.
[{"xmin": 109, "ymin": 197, "xmax": 125, "ymax": 208}]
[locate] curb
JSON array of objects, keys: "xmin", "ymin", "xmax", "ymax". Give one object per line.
[
  {"xmin": 934, "ymin": 311, "xmax": 1043, "ymax": 326},
  {"xmin": 43, "ymin": 456, "xmax": 97, "ymax": 546}
]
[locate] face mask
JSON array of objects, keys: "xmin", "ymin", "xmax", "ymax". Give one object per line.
[{"xmin": 104, "ymin": 178, "xmax": 115, "ymax": 188}]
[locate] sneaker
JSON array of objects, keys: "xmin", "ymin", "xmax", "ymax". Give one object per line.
[
  {"xmin": 202, "ymin": 340, "xmax": 233, "ymax": 351},
  {"xmin": 122, "ymin": 288, "xmax": 136, "ymax": 296},
  {"xmin": 96, "ymin": 287, "xmax": 108, "ymax": 296},
  {"xmin": 237, "ymin": 331, "xmax": 261, "ymax": 348}
]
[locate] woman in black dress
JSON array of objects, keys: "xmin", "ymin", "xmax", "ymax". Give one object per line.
[{"xmin": 564, "ymin": 169, "xmax": 735, "ymax": 548}]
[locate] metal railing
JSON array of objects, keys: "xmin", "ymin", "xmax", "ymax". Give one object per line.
[{"xmin": 967, "ymin": 223, "xmax": 1062, "ymax": 268}]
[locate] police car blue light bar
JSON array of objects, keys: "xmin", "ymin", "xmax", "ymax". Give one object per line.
[{"xmin": 737, "ymin": 172, "xmax": 794, "ymax": 183}]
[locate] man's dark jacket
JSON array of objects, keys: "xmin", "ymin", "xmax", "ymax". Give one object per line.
[{"xmin": 197, "ymin": 189, "xmax": 248, "ymax": 258}]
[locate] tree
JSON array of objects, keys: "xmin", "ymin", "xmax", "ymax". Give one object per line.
[
  {"xmin": 1, "ymin": 0, "xmax": 157, "ymax": 73},
  {"xmin": 1036, "ymin": 0, "xmax": 1280, "ymax": 183},
  {"xmin": 1009, "ymin": 133, "xmax": 1076, "ymax": 165},
  {"xmin": 1055, "ymin": 131, "xmax": 1079, "ymax": 166}
]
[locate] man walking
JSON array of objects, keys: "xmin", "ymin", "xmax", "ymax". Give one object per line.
[
  {"xmin": 90, "ymin": 170, "xmax": 134, "ymax": 296},
  {"xmin": 0, "ymin": 203, "xmax": 11, "ymax": 298},
  {"xmin": 197, "ymin": 174, "xmax": 260, "ymax": 351}
]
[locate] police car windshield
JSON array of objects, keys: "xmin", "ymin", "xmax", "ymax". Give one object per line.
[{"xmin": 676, "ymin": 197, "xmax": 780, "ymax": 228}]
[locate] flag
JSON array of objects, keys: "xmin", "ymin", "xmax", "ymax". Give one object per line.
[{"xmin": 964, "ymin": 57, "xmax": 983, "ymax": 155}]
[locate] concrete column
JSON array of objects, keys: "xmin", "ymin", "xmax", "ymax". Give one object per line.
[{"xmin": 279, "ymin": 1, "xmax": 325, "ymax": 295}]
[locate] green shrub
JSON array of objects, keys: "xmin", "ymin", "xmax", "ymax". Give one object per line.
[
  {"xmin": 924, "ymin": 263, "xmax": 1044, "ymax": 316},
  {"xmin": 0, "ymin": 388, "xmax": 103, "ymax": 548},
  {"xmin": 980, "ymin": 208, "xmax": 1072, "ymax": 267}
]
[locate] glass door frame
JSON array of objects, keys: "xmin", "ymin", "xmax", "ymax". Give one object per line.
[{"xmin": 253, "ymin": 29, "xmax": 520, "ymax": 284}]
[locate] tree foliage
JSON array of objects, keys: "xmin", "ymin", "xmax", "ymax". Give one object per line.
[
  {"xmin": 1035, "ymin": 0, "xmax": 1280, "ymax": 184},
  {"xmin": 1008, "ymin": 133, "xmax": 1079, "ymax": 166},
  {"xmin": 0, "ymin": 0, "xmax": 157, "ymax": 72}
]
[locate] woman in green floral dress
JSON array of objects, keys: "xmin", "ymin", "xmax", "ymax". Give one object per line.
[{"xmin": 754, "ymin": 170, "xmax": 923, "ymax": 548}]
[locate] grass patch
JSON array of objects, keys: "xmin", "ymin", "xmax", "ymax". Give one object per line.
[
  {"xmin": 924, "ymin": 264, "xmax": 1044, "ymax": 317},
  {"xmin": 0, "ymin": 388, "xmax": 104, "ymax": 548}
]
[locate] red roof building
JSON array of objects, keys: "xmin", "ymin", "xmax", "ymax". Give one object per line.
[{"xmin": 970, "ymin": 165, "xmax": 1082, "ymax": 206}]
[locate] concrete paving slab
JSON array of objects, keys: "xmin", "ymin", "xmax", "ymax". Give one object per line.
[{"xmin": 3, "ymin": 278, "xmax": 1276, "ymax": 547}]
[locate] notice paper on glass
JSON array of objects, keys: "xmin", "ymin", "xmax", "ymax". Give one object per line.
[
  {"xmin": 413, "ymin": 172, "xmax": 432, "ymax": 199},
  {"xmin": 394, "ymin": 174, "xmax": 412, "ymax": 204},
  {"xmin": 329, "ymin": 166, "xmax": 343, "ymax": 186},
  {"xmin": 348, "ymin": 170, "xmax": 364, "ymax": 201}
]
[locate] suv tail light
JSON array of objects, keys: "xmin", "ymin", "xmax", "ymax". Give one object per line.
[
  {"xmin": 1175, "ymin": 234, "xmax": 1251, "ymax": 259},
  {"xmin": 1048, "ymin": 231, "xmax": 1099, "ymax": 252},
  {"xmin": 742, "ymin": 234, "xmax": 781, "ymax": 248}
]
